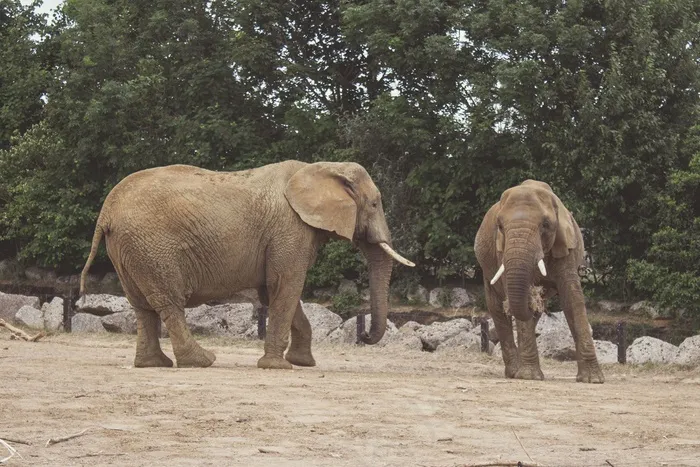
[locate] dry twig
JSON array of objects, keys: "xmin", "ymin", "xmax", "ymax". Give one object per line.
[
  {"xmin": 460, "ymin": 463, "xmax": 539, "ymax": 467},
  {"xmin": 0, "ymin": 436, "xmax": 30, "ymax": 446},
  {"xmin": 0, "ymin": 438, "xmax": 23, "ymax": 464},
  {"xmin": 512, "ymin": 428, "xmax": 535, "ymax": 464},
  {"xmin": 46, "ymin": 428, "xmax": 90, "ymax": 447},
  {"xmin": 0, "ymin": 319, "xmax": 45, "ymax": 342}
]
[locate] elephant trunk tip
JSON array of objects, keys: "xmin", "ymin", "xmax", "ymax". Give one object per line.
[{"xmin": 359, "ymin": 331, "xmax": 383, "ymax": 345}]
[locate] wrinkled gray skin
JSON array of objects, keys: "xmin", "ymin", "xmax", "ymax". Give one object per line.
[
  {"xmin": 80, "ymin": 160, "xmax": 412, "ymax": 369},
  {"xmin": 474, "ymin": 180, "xmax": 603, "ymax": 383}
]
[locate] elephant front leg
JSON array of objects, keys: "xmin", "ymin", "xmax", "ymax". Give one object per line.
[
  {"xmin": 284, "ymin": 301, "xmax": 316, "ymax": 367},
  {"xmin": 557, "ymin": 274, "xmax": 604, "ymax": 384},
  {"xmin": 257, "ymin": 271, "xmax": 306, "ymax": 370},
  {"xmin": 134, "ymin": 308, "xmax": 173, "ymax": 368},
  {"xmin": 486, "ymin": 286, "xmax": 519, "ymax": 378},
  {"xmin": 514, "ymin": 315, "xmax": 544, "ymax": 381}
]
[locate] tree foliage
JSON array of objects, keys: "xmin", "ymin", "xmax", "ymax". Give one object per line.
[{"xmin": 0, "ymin": 0, "xmax": 699, "ymax": 315}]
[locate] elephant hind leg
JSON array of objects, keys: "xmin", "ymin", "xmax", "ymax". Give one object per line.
[
  {"xmin": 147, "ymin": 294, "xmax": 215, "ymax": 368},
  {"xmin": 134, "ymin": 308, "xmax": 173, "ymax": 368},
  {"xmin": 285, "ymin": 302, "xmax": 316, "ymax": 367}
]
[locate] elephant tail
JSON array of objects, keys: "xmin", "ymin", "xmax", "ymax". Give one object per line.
[{"xmin": 80, "ymin": 215, "xmax": 107, "ymax": 297}]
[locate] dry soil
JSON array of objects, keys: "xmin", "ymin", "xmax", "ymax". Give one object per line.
[{"xmin": 1, "ymin": 333, "xmax": 699, "ymax": 466}]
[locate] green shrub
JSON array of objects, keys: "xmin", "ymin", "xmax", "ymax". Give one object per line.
[{"xmin": 331, "ymin": 290, "xmax": 362, "ymax": 320}]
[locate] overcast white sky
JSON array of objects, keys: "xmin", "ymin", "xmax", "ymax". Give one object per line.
[{"xmin": 20, "ymin": 0, "xmax": 64, "ymax": 20}]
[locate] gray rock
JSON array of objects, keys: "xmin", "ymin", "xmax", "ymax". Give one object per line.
[
  {"xmin": 438, "ymin": 330, "xmax": 483, "ymax": 352},
  {"xmin": 15, "ymin": 305, "xmax": 44, "ymax": 329},
  {"xmin": 337, "ymin": 279, "xmax": 358, "ymax": 296},
  {"xmin": 673, "ymin": 335, "xmax": 700, "ymax": 366},
  {"xmin": 594, "ymin": 340, "xmax": 619, "ymax": 364},
  {"xmin": 0, "ymin": 258, "xmax": 21, "ymax": 280},
  {"xmin": 42, "ymin": 297, "xmax": 64, "ymax": 332},
  {"xmin": 535, "ymin": 311, "xmax": 592, "ymax": 336},
  {"xmin": 24, "ymin": 266, "xmax": 56, "ymax": 283},
  {"xmin": 312, "ymin": 287, "xmax": 335, "ymax": 301},
  {"xmin": 406, "ymin": 285, "xmax": 429, "ymax": 304},
  {"xmin": 185, "ymin": 303, "xmax": 256, "ymax": 336},
  {"xmin": 450, "ymin": 288, "xmax": 475, "ymax": 308},
  {"xmin": 0, "ymin": 292, "xmax": 41, "ymax": 323},
  {"xmin": 71, "ymin": 313, "xmax": 107, "ymax": 333},
  {"xmin": 56, "ymin": 275, "xmax": 80, "ymax": 287},
  {"xmin": 629, "ymin": 301, "xmax": 660, "ymax": 319},
  {"xmin": 626, "ymin": 336, "xmax": 679, "ymax": 364},
  {"xmin": 400, "ymin": 320, "xmax": 424, "ymax": 332},
  {"xmin": 383, "ymin": 327, "xmax": 424, "ymax": 351},
  {"xmin": 428, "ymin": 287, "xmax": 475, "ymax": 308},
  {"xmin": 323, "ymin": 314, "xmax": 398, "ymax": 345},
  {"xmin": 99, "ymin": 272, "xmax": 124, "ymax": 295},
  {"xmin": 359, "ymin": 288, "xmax": 371, "ymax": 302},
  {"xmin": 596, "ymin": 300, "xmax": 628, "ymax": 314},
  {"xmin": 301, "ymin": 302, "xmax": 343, "ymax": 342},
  {"xmin": 537, "ymin": 328, "xmax": 577, "ymax": 361},
  {"xmin": 102, "ymin": 311, "xmax": 137, "ymax": 334},
  {"xmin": 75, "ymin": 294, "xmax": 132, "ymax": 316},
  {"xmin": 415, "ymin": 318, "xmax": 473, "ymax": 351}
]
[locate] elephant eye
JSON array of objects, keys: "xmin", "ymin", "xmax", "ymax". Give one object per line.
[
  {"xmin": 542, "ymin": 219, "xmax": 551, "ymax": 229},
  {"xmin": 372, "ymin": 201, "xmax": 378, "ymax": 208}
]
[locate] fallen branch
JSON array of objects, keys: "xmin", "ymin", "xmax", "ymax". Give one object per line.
[
  {"xmin": 0, "ymin": 319, "xmax": 45, "ymax": 342},
  {"xmin": 46, "ymin": 428, "xmax": 90, "ymax": 447},
  {"xmin": 512, "ymin": 428, "xmax": 535, "ymax": 464},
  {"xmin": 0, "ymin": 438, "xmax": 23, "ymax": 464},
  {"xmin": 460, "ymin": 463, "xmax": 539, "ymax": 467},
  {"xmin": 0, "ymin": 436, "xmax": 30, "ymax": 446}
]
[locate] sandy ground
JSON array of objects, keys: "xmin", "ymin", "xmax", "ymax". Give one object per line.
[{"xmin": 1, "ymin": 333, "xmax": 699, "ymax": 467}]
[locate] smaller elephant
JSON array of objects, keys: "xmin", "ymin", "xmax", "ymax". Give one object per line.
[{"xmin": 474, "ymin": 180, "xmax": 603, "ymax": 383}]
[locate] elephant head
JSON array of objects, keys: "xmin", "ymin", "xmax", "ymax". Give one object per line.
[
  {"xmin": 284, "ymin": 162, "xmax": 414, "ymax": 344},
  {"xmin": 489, "ymin": 180, "xmax": 577, "ymax": 321}
]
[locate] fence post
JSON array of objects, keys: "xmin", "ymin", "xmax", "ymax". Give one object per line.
[
  {"xmin": 480, "ymin": 318, "xmax": 489, "ymax": 352},
  {"xmin": 356, "ymin": 314, "xmax": 366, "ymax": 345},
  {"xmin": 63, "ymin": 289, "xmax": 73, "ymax": 332},
  {"xmin": 257, "ymin": 305, "xmax": 268, "ymax": 340},
  {"xmin": 617, "ymin": 320, "xmax": 626, "ymax": 364}
]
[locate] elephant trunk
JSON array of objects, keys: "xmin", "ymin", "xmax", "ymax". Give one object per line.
[
  {"xmin": 502, "ymin": 226, "xmax": 542, "ymax": 322},
  {"xmin": 358, "ymin": 241, "xmax": 393, "ymax": 345}
]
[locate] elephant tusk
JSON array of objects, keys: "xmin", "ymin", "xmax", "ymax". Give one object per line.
[
  {"xmin": 490, "ymin": 264, "xmax": 505, "ymax": 285},
  {"xmin": 379, "ymin": 242, "xmax": 415, "ymax": 267},
  {"xmin": 538, "ymin": 259, "xmax": 547, "ymax": 277}
]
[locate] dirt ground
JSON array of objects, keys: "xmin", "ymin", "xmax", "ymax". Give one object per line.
[{"xmin": 1, "ymin": 333, "xmax": 699, "ymax": 467}]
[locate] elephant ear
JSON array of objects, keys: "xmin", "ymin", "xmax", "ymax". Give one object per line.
[
  {"xmin": 284, "ymin": 163, "xmax": 357, "ymax": 242},
  {"xmin": 551, "ymin": 194, "xmax": 577, "ymax": 258}
]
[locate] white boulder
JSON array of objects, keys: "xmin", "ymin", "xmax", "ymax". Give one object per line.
[
  {"xmin": 42, "ymin": 297, "xmax": 64, "ymax": 332},
  {"xmin": 0, "ymin": 292, "xmax": 40, "ymax": 323},
  {"xmin": 626, "ymin": 336, "xmax": 679, "ymax": 364},
  {"xmin": 301, "ymin": 302, "xmax": 343, "ymax": 342},
  {"xmin": 14, "ymin": 305, "xmax": 44, "ymax": 329},
  {"xmin": 75, "ymin": 294, "xmax": 132, "ymax": 316},
  {"xmin": 185, "ymin": 303, "xmax": 256, "ymax": 337},
  {"xmin": 71, "ymin": 313, "xmax": 107, "ymax": 333},
  {"xmin": 674, "ymin": 335, "xmax": 700, "ymax": 366},
  {"xmin": 102, "ymin": 311, "xmax": 137, "ymax": 334}
]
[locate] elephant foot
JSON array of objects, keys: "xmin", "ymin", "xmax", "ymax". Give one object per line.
[
  {"xmin": 504, "ymin": 362, "xmax": 519, "ymax": 379},
  {"xmin": 257, "ymin": 354, "xmax": 293, "ymax": 370},
  {"xmin": 576, "ymin": 360, "xmax": 604, "ymax": 384},
  {"xmin": 514, "ymin": 364, "xmax": 544, "ymax": 381},
  {"xmin": 134, "ymin": 351, "xmax": 174, "ymax": 368},
  {"xmin": 285, "ymin": 349, "xmax": 316, "ymax": 367},
  {"xmin": 175, "ymin": 344, "xmax": 216, "ymax": 368}
]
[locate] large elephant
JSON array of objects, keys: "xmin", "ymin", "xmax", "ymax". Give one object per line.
[
  {"xmin": 80, "ymin": 160, "xmax": 414, "ymax": 369},
  {"xmin": 474, "ymin": 180, "xmax": 603, "ymax": 383}
]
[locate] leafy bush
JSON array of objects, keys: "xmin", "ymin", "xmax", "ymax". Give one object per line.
[
  {"xmin": 331, "ymin": 290, "xmax": 362, "ymax": 320},
  {"xmin": 305, "ymin": 240, "xmax": 364, "ymax": 290}
]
